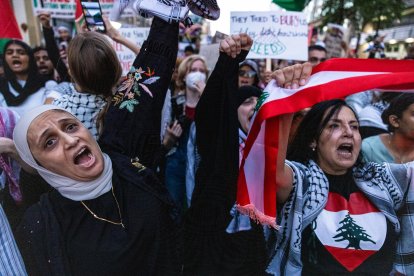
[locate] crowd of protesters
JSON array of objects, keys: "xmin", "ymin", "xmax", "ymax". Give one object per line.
[{"xmin": 0, "ymin": 0, "xmax": 414, "ymax": 275}]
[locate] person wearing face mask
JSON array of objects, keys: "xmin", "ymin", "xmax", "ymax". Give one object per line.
[{"xmin": 161, "ymin": 54, "xmax": 208, "ymax": 218}]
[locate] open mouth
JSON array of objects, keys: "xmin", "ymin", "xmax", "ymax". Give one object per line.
[
  {"xmin": 74, "ymin": 147, "xmax": 95, "ymax": 167},
  {"xmin": 12, "ymin": 60, "xmax": 22, "ymax": 65},
  {"xmin": 337, "ymin": 143, "xmax": 353, "ymax": 157}
]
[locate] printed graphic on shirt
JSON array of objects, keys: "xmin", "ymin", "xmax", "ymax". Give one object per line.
[{"xmin": 314, "ymin": 191, "xmax": 386, "ymax": 272}]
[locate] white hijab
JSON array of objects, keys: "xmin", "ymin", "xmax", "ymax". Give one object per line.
[{"xmin": 13, "ymin": 105, "xmax": 112, "ymax": 201}]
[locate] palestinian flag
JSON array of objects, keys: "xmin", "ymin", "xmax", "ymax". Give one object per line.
[
  {"xmin": 315, "ymin": 191, "xmax": 386, "ymax": 271},
  {"xmin": 236, "ymin": 58, "xmax": 414, "ymax": 229},
  {"xmin": 75, "ymin": 0, "xmax": 84, "ymax": 19},
  {"xmin": 0, "ymin": 0, "xmax": 22, "ymax": 53}
]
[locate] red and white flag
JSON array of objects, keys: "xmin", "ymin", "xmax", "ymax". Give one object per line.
[
  {"xmin": 0, "ymin": 0, "xmax": 22, "ymax": 40},
  {"xmin": 236, "ymin": 58, "xmax": 414, "ymax": 228}
]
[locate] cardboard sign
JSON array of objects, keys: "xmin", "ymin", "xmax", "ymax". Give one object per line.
[
  {"xmin": 110, "ymin": 27, "xmax": 150, "ymax": 76},
  {"xmin": 32, "ymin": 0, "xmax": 115, "ymax": 19},
  {"xmin": 230, "ymin": 11, "xmax": 308, "ymax": 61},
  {"xmin": 199, "ymin": 43, "xmax": 220, "ymax": 72},
  {"xmin": 324, "ymin": 23, "xmax": 346, "ymax": 58},
  {"xmin": 211, "ymin": 31, "xmax": 228, "ymax": 44}
]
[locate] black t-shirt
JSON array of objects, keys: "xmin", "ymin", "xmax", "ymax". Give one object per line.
[{"xmin": 301, "ymin": 170, "xmax": 396, "ymax": 275}]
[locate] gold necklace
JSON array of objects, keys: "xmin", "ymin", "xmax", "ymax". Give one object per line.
[{"xmin": 80, "ymin": 187, "xmax": 125, "ymax": 228}]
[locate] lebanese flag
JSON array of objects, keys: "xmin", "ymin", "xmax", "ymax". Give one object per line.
[
  {"xmin": 236, "ymin": 58, "xmax": 414, "ymax": 229},
  {"xmin": 315, "ymin": 192, "xmax": 386, "ymax": 271}
]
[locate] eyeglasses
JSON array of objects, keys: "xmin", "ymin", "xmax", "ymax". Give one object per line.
[
  {"xmin": 239, "ymin": 70, "xmax": 257, "ymax": 78},
  {"xmin": 309, "ymin": 57, "xmax": 327, "ymax": 64}
]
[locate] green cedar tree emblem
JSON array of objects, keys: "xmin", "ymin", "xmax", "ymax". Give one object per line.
[
  {"xmin": 255, "ymin": 91, "xmax": 269, "ymax": 111},
  {"xmin": 332, "ymin": 213, "xmax": 376, "ymax": 250}
]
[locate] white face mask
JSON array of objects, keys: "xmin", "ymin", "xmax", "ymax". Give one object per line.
[{"xmin": 185, "ymin": 71, "xmax": 206, "ymax": 90}]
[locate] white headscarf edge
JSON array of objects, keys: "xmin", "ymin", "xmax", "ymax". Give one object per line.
[{"xmin": 13, "ymin": 105, "xmax": 112, "ymax": 201}]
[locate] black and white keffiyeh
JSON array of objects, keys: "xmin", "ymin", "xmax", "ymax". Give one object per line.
[{"xmin": 52, "ymin": 83, "xmax": 107, "ymax": 140}]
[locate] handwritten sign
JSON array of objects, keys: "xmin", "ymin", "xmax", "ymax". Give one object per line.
[
  {"xmin": 32, "ymin": 0, "xmax": 115, "ymax": 19},
  {"xmin": 230, "ymin": 11, "xmax": 308, "ymax": 60},
  {"xmin": 109, "ymin": 27, "xmax": 150, "ymax": 76}
]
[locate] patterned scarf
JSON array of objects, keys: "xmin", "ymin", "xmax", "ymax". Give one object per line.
[
  {"xmin": 237, "ymin": 58, "xmax": 414, "ymax": 228},
  {"xmin": 0, "ymin": 108, "xmax": 21, "ymax": 204}
]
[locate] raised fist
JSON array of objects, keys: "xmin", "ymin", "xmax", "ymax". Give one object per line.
[{"xmin": 219, "ymin": 33, "xmax": 253, "ymax": 58}]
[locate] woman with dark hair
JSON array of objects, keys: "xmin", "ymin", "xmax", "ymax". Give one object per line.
[
  {"xmin": 362, "ymin": 93, "xmax": 414, "ymax": 163},
  {"xmin": 0, "ymin": 40, "xmax": 58, "ymax": 116},
  {"xmin": 264, "ymin": 98, "xmax": 414, "ymax": 275},
  {"xmin": 0, "ymin": 41, "xmax": 60, "ymax": 231},
  {"xmin": 287, "ymin": 99, "xmax": 363, "ymax": 165},
  {"xmin": 358, "ymin": 92, "xmax": 402, "ymax": 139}
]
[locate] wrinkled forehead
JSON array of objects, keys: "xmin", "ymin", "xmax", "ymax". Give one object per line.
[
  {"xmin": 27, "ymin": 109, "xmax": 77, "ymax": 139},
  {"xmin": 13, "ymin": 106, "xmax": 72, "ymax": 165}
]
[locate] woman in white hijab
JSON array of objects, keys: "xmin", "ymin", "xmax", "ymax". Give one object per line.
[{"xmin": 13, "ymin": 15, "xmax": 181, "ymax": 275}]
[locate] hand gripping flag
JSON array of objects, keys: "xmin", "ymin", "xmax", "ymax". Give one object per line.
[{"xmin": 236, "ymin": 58, "xmax": 414, "ymax": 229}]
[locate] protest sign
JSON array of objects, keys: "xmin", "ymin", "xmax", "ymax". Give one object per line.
[
  {"xmin": 32, "ymin": 0, "xmax": 114, "ymax": 19},
  {"xmin": 32, "ymin": 0, "xmax": 76, "ymax": 19},
  {"xmin": 211, "ymin": 31, "xmax": 228, "ymax": 44},
  {"xmin": 111, "ymin": 27, "xmax": 150, "ymax": 75},
  {"xmin": 324, "ymin": 23, "xmax": 346, "ymax": 58},
  {"xmin": 199, "ymin": 43, "xmax": 220, "ymax": 72},
  {"xmin": 230, "ymin": 11, "xmax": 308, "ymax": 60}
]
